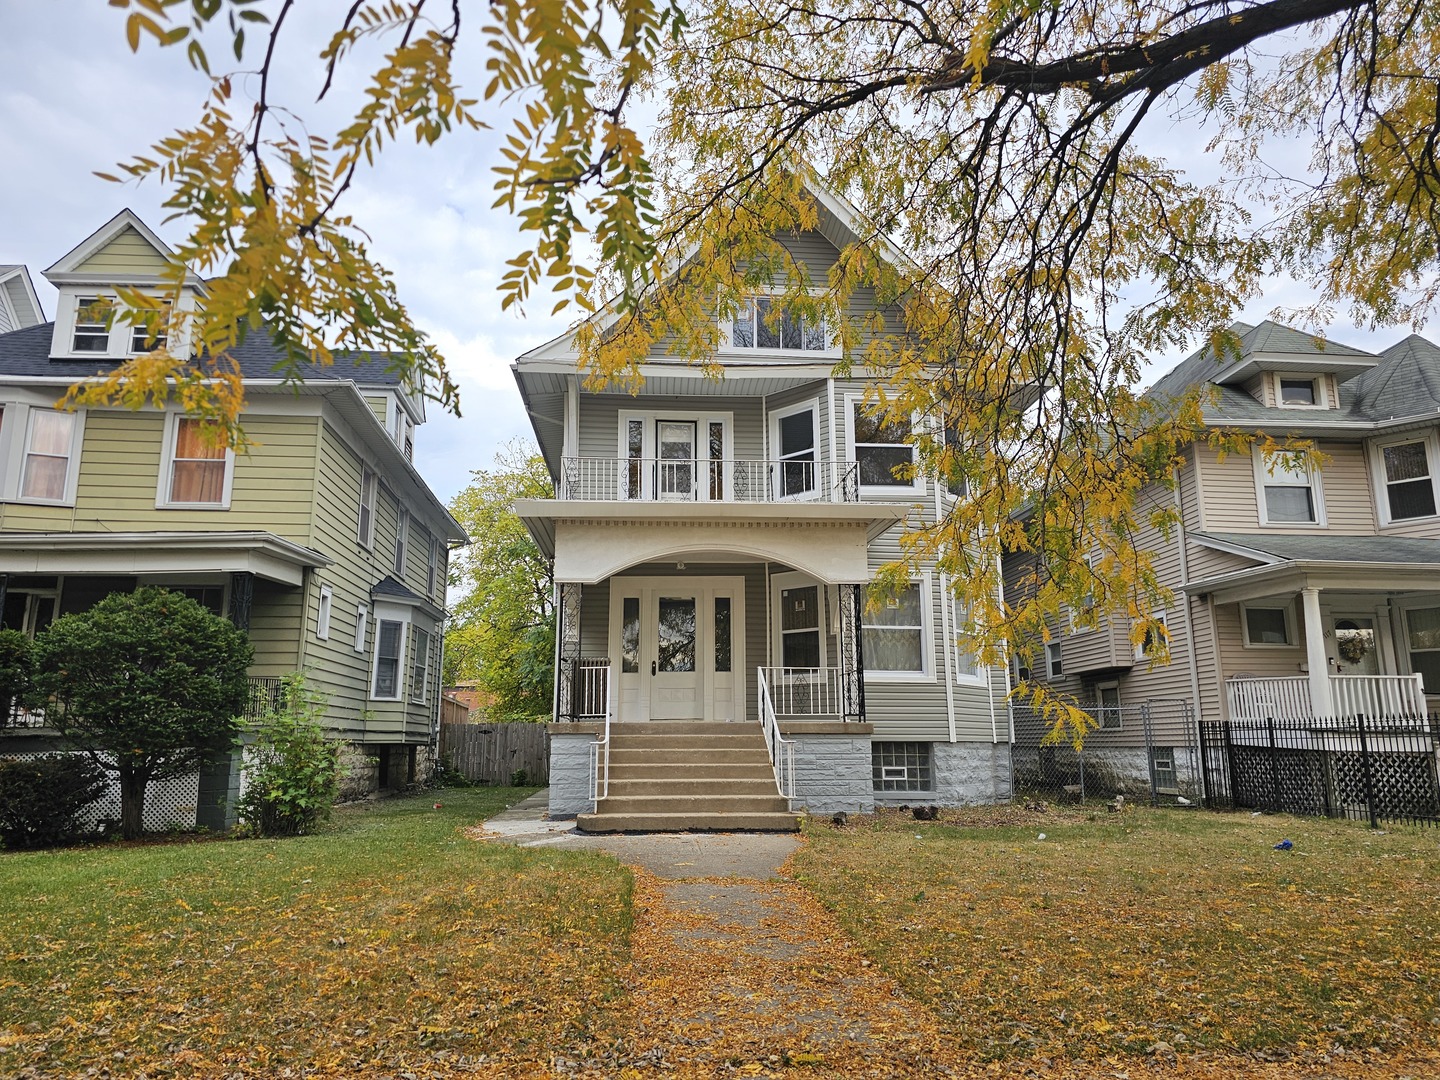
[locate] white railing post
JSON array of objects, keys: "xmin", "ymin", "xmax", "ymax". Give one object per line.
[
  {"xmin": 757, "ymin": 666, "xmax": 796, "ymax": 805},
  {"xmin": 561, "ymin": 457, "xmax": 857, "ymax": 504}
]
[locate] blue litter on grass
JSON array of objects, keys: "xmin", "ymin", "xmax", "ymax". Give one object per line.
[{"xmin": 1274, "ymin": 839, "xmax": 1293, "ymax": 850}]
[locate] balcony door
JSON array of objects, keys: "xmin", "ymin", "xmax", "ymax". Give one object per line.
[
  {"xmin": 618, "ymin": 411, "xmax": 732, "ymax": 501},
  {"xmin": 656, "ymin": 421, "xmax": 698, "ymax": 501},
  {"xmin": 610, "ymin": 576, "xmax": 744, "ymax": 721}
]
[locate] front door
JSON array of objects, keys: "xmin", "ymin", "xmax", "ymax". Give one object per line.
[
  {"xmin": 610, "ymin": 577, "xmax": 744, "ymax": 721},
  {"xmin": 1330, "ymin": 615, "xmax": 1380, "ymax": 675},
  {"xmin": 656, "ymin": 421, "xmax": 698, "ymax": 500}
]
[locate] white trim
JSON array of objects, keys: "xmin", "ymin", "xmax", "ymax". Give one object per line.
[
  {"xmin": 316, "ymin": 584, "xmax": 333, "ymax": 640},
  {"xmin": 948, "ymin": 587, "xmax": 987, "ymax": 685},
  {"xmin": 1046, "ymin": 640, "xmax": 1064, "ymax": 679},
  {"xmin": 16, "ymin": 407, "xmax": 84, "ymax": 506},
  {"xmin": 1271, "ymin": 372, "xmax": 1331, "ymax": 409},
  {"xmin": 357, "ymin": 466, "xmax": 378, "ymax": 548},
  {"xmin": 1253, "ymin": 447, "xmax": 1326, "ymax": 527},
  {"xmin": 156, "ymin": 411, "xmax": 236, "ymax": 510},
  {"xmin": 371, "ymin": 615, "xmax": 408, "ymax": 701},
  {"xmin": 861, "ymin": 572, "xmax": 935, "ymax": 682},
  {"xmin": 355, "ymin": 603, "xmax": 369, "ymax": 653},
  {"xmin": 1135, "ymin": 609, "xmax": 1168, "ymax": 661},
  {"xmin": 716, "ymin": 290, "xmax": 842, "ymax": 359},
  {"xmin": 409, "ymin": 624, "xmax": 432, "ymax": 704},
  {"xmin": 1240, "ymin": 601, "xmax": 1298, "ymax": 648},
  {"xmin": 615, "ymin": 408, "xmax": 734, "ymax": 501},
  {"xmin": 393, "ymin": 505, "xmax": 409, "ymax": 576},
  {"xmin": 770, "ymin": 569, "xmax": 828, "ymax": 669},
  {"xmin": 1096, "ymin": 681, "xmax": 1123, "ymax": 730},
  {"xmin": 1370, "ymin": 431, "xmax": 1440, "ymax": 527},
  {"xmin": 843, "ymin": 391, "xmax": 922, "ymax": 496},
  {"xmin": 768, "ymin": 397, "xmax": 822, "ymax": 500}
]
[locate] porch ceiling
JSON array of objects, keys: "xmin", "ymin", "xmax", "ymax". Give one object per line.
[
  {"xmin": 0, "ymin": 531, "xmax": 329, "ymax": 587},
  {"xmin": 516, "ymin": 499, "xmax": 906, "ymax": 584}
]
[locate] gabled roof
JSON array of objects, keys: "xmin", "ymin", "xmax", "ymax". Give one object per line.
[
  {"xmin": 0, "ymin": 265, "xmax": 44, "ymax": 328},
  {"xmin": 43, "ymin": 208, "xmax": 207, "ymax": 290}
]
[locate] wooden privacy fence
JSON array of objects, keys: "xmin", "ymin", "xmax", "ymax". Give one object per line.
[{"xmin": 439, "ymin": 722, "xmax": 549, "ymax": 786}]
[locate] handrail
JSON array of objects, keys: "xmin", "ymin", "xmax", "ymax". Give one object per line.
[
  {"xmin": 589, "ymin": 663, "xmax": 614, "ymax": 807},
  {"xmin": 561, "ymin": 456, "xmax": 860, "ymax": 503},
  {"xmin": 757, "ymin": 667, "xmax": 796, "ymax": 806},
  {"xmin": 759, "ymin": 666, "xmax": 844, "ymax": 716}
]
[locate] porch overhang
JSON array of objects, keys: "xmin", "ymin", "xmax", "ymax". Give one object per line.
[
  {"xmin": 516, "ymin": 499, "xmax": 909, "ymax": 585},
  {"xmin": 1182, "ymin": 559, "xmax": 1440, "ymax": 606},
  {"xmin": 0, "ymin": 531, "xmax": 330, "ymax": 587}
]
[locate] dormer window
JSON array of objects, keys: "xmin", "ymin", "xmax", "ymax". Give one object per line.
[
  {"xmin": 730, "ymin": 297, "xmax": 826, "ymax": 351},
  {"xmin": 72, "ymin": 297, "xmax": 111, "ymax": 352},
  {"xmin": 130, "ymin": 300, "xmax": 171, "ymax": 354},
  {"xmin": 1279, "ymin": 378, "xmax": 1316, "ymax": 405}
]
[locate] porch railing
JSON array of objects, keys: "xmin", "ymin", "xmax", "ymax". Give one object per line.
[
  {"xmin": 1227, "ymin": 673, "xmax": 1428, "ymax": 721},
  {"xmin": 757, "ymin": 667, "xmax": 796, "ymax": 804},
  {"xmin": 561, "ymin": 456, "xmax": 860, "ymax": 504},
  {"xmin": 760, "ymin": 666, "xmax": 844, "ymax": 716},
  {"xmin": 245, "ymin": 676, "xmax": 285, "ymax": 718},
  {"xmin": 560, "ymin": 657, "xmax": 609, "ymax": 721}
]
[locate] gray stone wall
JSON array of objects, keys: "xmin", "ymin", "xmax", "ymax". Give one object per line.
[
  {"xmin": 871, "ymin": 741, "xmax": 1014, "ymax": 807},
  {"xmin": 549, "ymin": 733, "xmax": 596, "ymax": 818},
  {"xmin": 789, "ymin": 733, "xmax": 875, "ymax": 814},
  {"xmin": 1074, "ymin": 746, "xmax": 1201, "ymax": 799},
  {"xmin": 336, "ymin": 742, "xmax": 379, "ymax": 801}
]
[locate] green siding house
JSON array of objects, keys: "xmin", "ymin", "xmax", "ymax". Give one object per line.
[{"xmin": 0, "ymin": 210, "xmax": 466, "ymax": 828}]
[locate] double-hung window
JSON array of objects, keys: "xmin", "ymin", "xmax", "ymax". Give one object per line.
[
  {"xmin": 373, "ymin": 619, "xmax": 404, "ymax": 699},
  {"xmin": 1405, "ymin": 607, "xmax": 1440, "ymax": 692},
  {"xmin": 424, "ymin": 530, "xmax": 439, "ymax": 597},
  {"xmin": 72, "ymin": 296, "xmax": 111, "ymax": 353},
  {"xmin": 1377, "ymin": 438, "xmax": 1438, "ymax": 522},
  {"xmin": 410, "ymin": 626, "xmax": 431, "ymax": 703},
  {"xmin": 316, "ymin": 585, "xmax": 333, "ymax": 641},
  {"xmin": 1256, "ymin": 451, "xmax": 1323, "ymax": 525},
  {"xmin": 771, "ymin": 401, "xmax": 818, "ymax": 499},
  {"xmin": 129, "ymin": 300, "xmax": 171, "ymax": 354},
  {"xmin": 357, "ymin": 466, "xmax": 377, "ymax": 547},
  {"xmin": 729, "ymin": 296, "xmax": 826, "ymax": 351},
  {"xmin": 853, "ymin": 402, "xmax": 915, "ymax": 489},
  {"xmin": 1136, "ymin": 610, "xmax": 1168, "ymax": 660},
  {"xmin": 21, "ymin": 410, "xmax": 78, "ymax": 503},
  {"xmin": 160, "ymin": 415, "xmax": 232, "ymax": 507},
  {"xmin": 862, "ymin": 581, "xmax": 928, "ymax": 676}
]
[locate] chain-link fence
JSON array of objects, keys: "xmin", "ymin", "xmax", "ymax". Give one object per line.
[
  {"xmin": 1010, "ymin": 699, "xmax": 1201, "ymax": 804},
  {"xmin": 1198, "ymin": 715, "xmax": 1440, "ymax": 827}
]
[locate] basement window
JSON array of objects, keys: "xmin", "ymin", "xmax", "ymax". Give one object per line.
[{"xmin": 872, "ymin": 741, "xmax": 932, "ymax": 792}]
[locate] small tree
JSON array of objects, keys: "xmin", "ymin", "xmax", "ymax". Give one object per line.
[
  {"xmin": 0, "ymin": 629, "xmax": 37, "ymax": 729},
  {"xmin": 33, "ymin": 587, "xmax": 252, "ymax": 840},
  {"xmin": 0, "ymin": 755, "xmax": 107, "ymax": 849},
  {"xmin": 236, "ymin": 675, "xmax": 342, "ymax": 837}
]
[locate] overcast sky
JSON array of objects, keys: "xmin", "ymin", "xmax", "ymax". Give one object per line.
[{"xmin": 0, "ymin": 3, "xmax": 1407, "ymax": 506}]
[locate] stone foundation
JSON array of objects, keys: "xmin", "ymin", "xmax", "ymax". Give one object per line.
[
  {"xmin": 548, "ymin": 725, "xmax": 601, "ymax": 818},
  {"xmin": 784, "ymin": 723, "xmax": 875, "ymax": 814},
  {"xmin": 870, "ymin": 740, "xmax": 1014, "ymax": 808},
  {"xmin": 337, "ymin": 742, "xmax": 381, "ymax": 801}
]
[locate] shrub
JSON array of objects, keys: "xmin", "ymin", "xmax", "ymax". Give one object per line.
[
  {"xmin": 237, "ymin": 676, "xmax": 341, "ymax": 837},
  {"xmin": 510, "ymin": 768, "xmax": 529, "ymax": 787},
  {"xmin": 0, "ymin": 755, "xmax": 107, "ymax": 849},
  {"xmin": 0, "ymin": 630, "xmax": 37, "ymax": 729}
]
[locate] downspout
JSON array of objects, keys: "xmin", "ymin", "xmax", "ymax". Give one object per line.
[{"xmin": 940, "ymin": 572, "xmax": 957, "ymax": 743}]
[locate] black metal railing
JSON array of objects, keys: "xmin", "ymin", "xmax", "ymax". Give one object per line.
[
  {"xmin": 1198, "ymin": 714, "xmax": 1440, "ymax": 827},
  {"xmin": 557, "ymin": 657, "xmax": 609, "ymax": 721},
  {"xmin": 245, "ymin": 677, "xmax": 286, "ymax": 718}
]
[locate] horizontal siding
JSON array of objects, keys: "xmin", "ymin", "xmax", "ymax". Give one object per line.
[
  {"xmin": 1199, "ymin": 440, "xmax": 1380, "ymax": 535},
  {"xmin": 72, "ymin": 227, "xmax": 170, "ymax": 274},
  {"xmin": 577, "ymin": 394, "xmax": 765, "ymax": 461},
  {"xmin": 249, "ymin": 579, "xmax": 304, "ymax": 675}
]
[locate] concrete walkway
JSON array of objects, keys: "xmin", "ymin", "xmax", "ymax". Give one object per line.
[{"xmin": 478, "ymin": 789, "xmax": 954, "ymax": 1076}]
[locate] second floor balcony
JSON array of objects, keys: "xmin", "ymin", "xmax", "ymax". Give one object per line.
[{"xmin": 560, "ymin": 456, "xmax": 861, "ymax": 504}]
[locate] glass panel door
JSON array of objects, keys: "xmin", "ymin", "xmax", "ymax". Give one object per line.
[
  {"xmin": 656, "ymin": 421, "xmax": 697, "ymax": 500},
  {"xmin": 777, "ymin": 410, "xmax": 816, "ymax": 498},
  {"xmin": 652, "ymin": 592, "xmax": 701, "ymax": 719}
]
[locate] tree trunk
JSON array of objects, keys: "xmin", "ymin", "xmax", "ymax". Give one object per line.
[{"xmin": 118, "ymin": 765, "xmax": 149, "ymax": 840}]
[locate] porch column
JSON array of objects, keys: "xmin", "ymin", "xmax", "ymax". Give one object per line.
[
  {"xmin": 228, "ymin": 572, "xmax": 254, "ymax": 631},
  {"xmin": 557, "ymin": 582, "xmax": 581, "ymax": 720},
  {"xmin": 1301, "ymin": 586, "xmax": 1334, "ymax": 717},
  {"xmin": 837, "ymin": 582, "xmax": 867, "ymax": 721}
]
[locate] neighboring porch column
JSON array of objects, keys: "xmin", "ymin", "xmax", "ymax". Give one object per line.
[
  {"xmin": 228, "ymin": 571, "xmax": 254, "ymax": 631},
  {"xmin": 1300, "ymin": 586, "xmax": 1334, "ymax": 718},
  {"xmin": 837, "ymin": 582, "xmax": 867, "ymax": 722},
  {"xmin": 556, "ymin": 581, "xmax": 581, "ymax": 720}
]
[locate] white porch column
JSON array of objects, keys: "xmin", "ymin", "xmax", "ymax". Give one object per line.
[{"xmin": 1300, "ymin": 586, "xmax": 1333, "ymax": 717}]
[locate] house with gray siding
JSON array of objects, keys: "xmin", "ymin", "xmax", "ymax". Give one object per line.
[
  {"xmin": 0, "ymin": 210, "xmax": 466, "ymax": 829},
  {"xmin": 1008, "ymin": 321, "xmax": 1440, "ymax": 767},
  {"xmin": 514, "ymin": 183, "xmax": 1011, "ymax": 830}
]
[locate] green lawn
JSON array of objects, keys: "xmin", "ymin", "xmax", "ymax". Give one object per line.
[
  {"xmin": 0, "ymin": 788, "xmax": 632, "ymax": 1077},
  {"xmin": 792, "ymin": 804, "xmax": 1440, "ymax": 1062}
]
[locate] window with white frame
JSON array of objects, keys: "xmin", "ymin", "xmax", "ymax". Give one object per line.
[
  {"xmin": 129, "ymin": 300, "xmax": 171, "ymax": 354},
  {"xmin": 771, "ymin": 401, "xmax": 818, "ymax": 498},
  {"xmin": 1255, "ymin": 451, "xmax": 1323, "ymax": 525},
  {"xmin": 1069, "ymin": 551, "xmax": 1099, "ymax": 633},
  {"xmin": 778, "ymin": 583, "xmax": 823, "ymax": 668},
  {"xmin": 852, "ymin": 401, "xmax": 916, "ymax": 488},
  {"xmin": 862, "ymin": 581, "xmax": 928, "ymax": 675},
  {"xmin": 410, "ymin": 626, "xmax": 432, "ymax": 703},
  {"xmin": 617, "ymin": 411, "xmax": 732, "ymax": 501},
  {"xmin": 872, "ymin": 742, "xmax": 932, "ymax": 792},
  {"xmin": 160, "ymin": 415, "xmax": 232, "ymax": 507},
  {"xmin": 20, "ymin": 410, "xmax": 79, "ymax": 503},
  {"xmin": 1095, "ymin": 682, "xmax": 1122, "ymax": 730},
  {"xmin": 1277, "ymin": 376, "xmax": 1321, "ymax": 407},
  {"xmin": 1136, "ymin": 610, "xmax": 1168, "ymax": 659},
  {"xmin": 1046, "ymin": 641, "xmax": 1063, "ymax": 678},
  {"xmin": 1404, "ymin": 607, "xmax": 1440, "ymax": 692},
  {"xmin": 316, "ymin": 585, "xmax": 333, "ymax": 640},
  {"xmin": 393, "ymin": 504, "xmax": 409, "ymax": 576},
  {"xmin": 950, "ymin": 594, "xmax": 983, "ymax": 682},
  {"xmin": 373, "ymin": 619, "xmax": 404, "ymax": 699},
  {"xmin": 72, "ymin": 296, "xmax": 111, "ymax": 353},
  {"xmin": 1377, "ymin": 438, "xmax": 1438, "ymax": 522},
  {"xmin": 355, "ymin": 603, "xmax": 369, "ymax": 652},
  {"xmin": 728, "ymin": 296, "xmax": 826, "ymax": 351},
  {"xmin": 1242, "ymin": 604, "xmax": 1294, "ymax": 646},
  {"xmin": 357, "ymin": 466, "xmax": 377, "ymax": 547}
]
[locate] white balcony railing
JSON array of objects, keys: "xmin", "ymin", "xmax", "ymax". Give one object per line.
[
  {"xmin": 759, "ymin": 666, "xmax": 844, "ymax": 717},
  {"xmin": 1227, "ymin": 673, "xmax": 1429, "ymax": 722},
  {"xmin": 561, "ymin": 456, "xmax": 859, "ymax": 503}
]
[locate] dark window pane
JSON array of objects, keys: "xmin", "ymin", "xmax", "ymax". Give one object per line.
[
  {"xmin": 853, "ymin": 404, "xmax": 911, "ymax": 444},
  {"xmin": 781, "ymin": 459, "xmax": 815, "ymax": 496},
  {"xmin": 1389, "ymin": 478, "xmax": 1437, "ymax": 520},
  {"xmin": 1245, "ymin": 607, "xmax": 1290, "ymax": 645},
  {"xmin": 779, "ymin": 411, "xmax": 815, "ymax": 457},
  {"xmin": 715, "ymin": 597, "xmax": 732, "ymax": 673},
  {"xmin": 858, "ymin": 445, "xmax": 913, "ymax": 486},
  {"xmin": 657, "ymin": 597, "xmax": 696, "ymax": 672},
  {"xmin": 780, "ymin": 586, "xmax": 818, "ymax": 631},
  {"xmin": 1411, "ymin": 651, "xmax": 1440, "ymax": 693},
  {"xmin": 756, "ymin": 297, "xmax": 780, "ymax": 348},
  {"xmin": 1280, "ymin": 379, "xmax": 1316, "ymax": 404},
  {"xmin": 803, "ymin": 317, "xmax": 826, "ymax": 351},
  {"xmin": 782, "ymin": 629, "xmax": 820, "ymax": 668},
  {"xmin": 780, "ymin": 308, "xmax": 802, "ymax": 349},
  {"xmin": 731, "ymin": 299, "xmax": 754, "ymax": 347},
  {"xmin": 621, "ymin": 597, "xmax": 640, "ymax": 673},
  {"xmin": 1384, "ymin": 442, "xmax": 1430, "ymax": 483}
]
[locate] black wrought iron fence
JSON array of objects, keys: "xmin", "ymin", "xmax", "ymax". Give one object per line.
[
  {"xmin": 1010, "ymin": 699, "xmax": 1200, "ymax": 804},
  {"xmin": 1198, "ymin": 715, "xmax": 1440, "ymax": 827}
]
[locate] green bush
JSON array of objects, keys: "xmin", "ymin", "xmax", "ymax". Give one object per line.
[
  {"xmin": 0, "ymin": 755, "xmax": 107, "ymax": 849},
  {"xmin": 510, "ymin": 768, "xmax": 529, "ymax": 787},
  {"xmin": 236, "ymin": 676, "xmax": 342, "ymax": 837},
  {"xmin": 0, "ymin": 629, "xmax": 37, "ymax": 729}
]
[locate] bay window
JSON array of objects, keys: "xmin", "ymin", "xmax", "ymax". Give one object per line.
[{"xmin": 852, "ymin": 401, "xmax": 916, "ymax": 489}]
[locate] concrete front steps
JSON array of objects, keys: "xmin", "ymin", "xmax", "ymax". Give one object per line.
[{"xmin": 576, "ymin": 721, "xmax": 798, "ymax": 833}]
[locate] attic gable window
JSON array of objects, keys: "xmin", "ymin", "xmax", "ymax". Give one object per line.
[
  {"xmin": 730, "ymin": 297, "xmax": 826, "ymax": 351},
  {"xmin": 72, "ymin": 297, "xmax": 111, "ymax": 353}
]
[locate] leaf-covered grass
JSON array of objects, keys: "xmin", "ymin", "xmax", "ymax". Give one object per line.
[
  {"xmin": 793, "ymin": 805, "xmax": 1440, "ymax": 1063},
  {"xmin": 0, "ymin": 788, "xmax": 632, "ymax": 1077}
]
